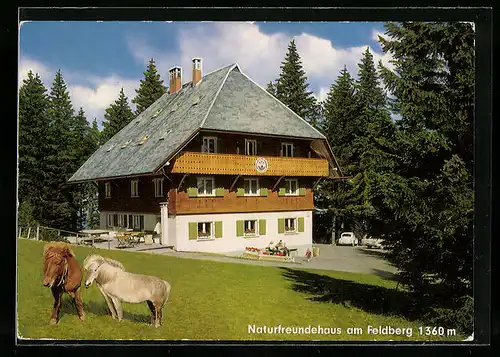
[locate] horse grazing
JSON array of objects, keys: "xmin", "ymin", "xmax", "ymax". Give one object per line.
[
  {"xmin": 82, "ymin": 254, "xmax": 171, "ymax": 327},
  {"xmin": 42, "ymin": 242, "xmax": 85, "ymax": 324}
]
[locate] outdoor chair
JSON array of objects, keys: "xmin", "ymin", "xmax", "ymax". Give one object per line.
[{"xmin": 144, "ymin": 234, "xmax": 154, "ymax": 245}]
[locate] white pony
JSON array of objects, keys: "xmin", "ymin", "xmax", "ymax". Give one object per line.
[{"xmin": 82, "ymin": 254, "xmax": 171, "ymax": 327}]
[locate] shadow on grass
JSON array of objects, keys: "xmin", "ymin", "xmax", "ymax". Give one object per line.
[
  {"xmin": 370, "ymin": 268, "xmax": 399, "ymax": 282},
  {"xmin": 280, "ymin": 267, "xmax": 445, "ymax": 324},
  {"xmin": 60, "ymin": 296, "xmax": 150, "ymax": 324},
  {"xmin": 357, "ymin": 247, "xmax": 392, "ymax": 261}
]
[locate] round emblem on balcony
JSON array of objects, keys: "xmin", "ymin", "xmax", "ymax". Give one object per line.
[{"xmin": 255, "ymin": 157, "xmax": 269, "ymax": 173}]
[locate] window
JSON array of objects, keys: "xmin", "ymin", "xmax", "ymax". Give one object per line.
[
  {"xmin": 285, "ymin": 178, "xmax": 299, "ymax": 196},
  {"xmin": 245, "ymin": 139, "xmax": 257, "ymax": 155},
  {"xmin": 197, "ymin": 177, "xmax": 215, "ymax": 196},
  {"xmin": 244, "ymin": 220, "xmax": 258, "ymax": 236},
  {"xmin": 131, "ymin": 180, "xmax": 139, "ymax": 197},
  {"xmin": 133, "ymin": 215, "xmax": 143, "ymax": 230},
  {"xmin": 244, "ymin": 178, "xmax": 259, "ymax": 196},
  {"xmin": 281, "ymin": 143, "xmax": 294, "ymax": 157},
  {"xmin": 107, "ymin": 214, "xmax": 113, "ymax": 227},
  {"xmin": 197, "ymin": 222, "xmax": 213, "ymax": 240},
  {"xmin": 284, "ymin": 218, "xmax": 297, "ymax": 233},
  {"xmin": 118, "ymin": 214, "xmax": 126, "ymax": 228},
  {"xmin": 153, "ymin": 178, "xmax": 164, "ymax": 197},
  {"xmin": 105, "ymin": 182, "xmax": 111, "ymax": 198},
  {"xmin": 202, "ymin": 136, "xmax": 217, "ymax": 153}
]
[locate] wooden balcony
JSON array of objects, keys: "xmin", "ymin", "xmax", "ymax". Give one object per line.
[{"xmin": 170, "ymin": 152, "xmax": 329, "ymax": 177}]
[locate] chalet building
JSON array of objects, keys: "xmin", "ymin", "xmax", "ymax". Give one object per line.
[{"xmin": 69, "ymin": 58, "xmax": 343, "ymax": 256}]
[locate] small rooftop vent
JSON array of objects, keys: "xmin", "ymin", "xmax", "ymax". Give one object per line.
[
  {"xmin": 106, "ymin": 143, "xmax": 116, "ymax": 152},
  {"xmin": 159, "ymin": 129, "xmax": 172, "ymax": 141},
  {"xmin": 138, "ymin": 135, "xmax": 150, "ymax": 145},
  {"xmin": 152, "ymin": 108, "xmax": 163, "ymax": 118},
  {"xmin": 121, "ymin": 139, "xmax": 132, "ymax": 149}
]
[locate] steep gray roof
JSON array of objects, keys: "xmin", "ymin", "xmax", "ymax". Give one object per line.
[{"xmin": 69, "ymin": 63, "xmax": 329, "ymax": 183}]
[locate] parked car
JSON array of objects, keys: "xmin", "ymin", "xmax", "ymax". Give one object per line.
[
  {"xmin": 337, "ymin": 232, "xmax": 358, "ymax": 246},
  {"xmin": 363, "ymin": 236, "xmax": 384, "ymax": 249}
]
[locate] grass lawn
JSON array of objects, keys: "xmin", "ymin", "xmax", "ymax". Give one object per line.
[{"xmin": 17, "ymin": 239, "xmax": 463, "ymax": 341}]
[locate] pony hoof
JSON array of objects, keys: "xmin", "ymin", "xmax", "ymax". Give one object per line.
[
  {"xmin": 49, "ymin": 319, "xmax": 57, "ymax": 325},
  {"xmin": 79, "ymin": 314, "xmax": 85, "ymax": 321}
]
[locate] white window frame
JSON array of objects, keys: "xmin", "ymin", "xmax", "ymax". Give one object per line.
[
  {"xmin": 131, "ymin": 180, "xmax": 139, "ymax": 198},
  {"xmin": 281, "ymin": 142, "xmax": 294, "ymax": 157},
  {"xmin": 197, "ymin": 176, "xmax": 216, "ymax": 197},
  {"xmin": 284, "ymin": 178, "xmax": 299, "ymax": 196},
  {"xmin": 118, "ymin": 214, "xmax": 125, "ymax": 228},
  {"xmin": 284, "ymin": 218, "xmax": 298, "ymax": 234},
  {"xmin": 197, "ymin": 222, "xmax": 214, "ymax": 240},
  {"xmin": 245, "ymin": 139, "xmax": 257, "ymax": 156},
  {"xmin": 202, "ymin": 136, "xmax": 217, "ymax": 153},
  {"xmin": 105, "ymin": 182, "xmax": 111, "ymax": 198},
  {"xmin": 133, "ymin": 215, "xmax": 142, "ymax": 229},
  {"xmin": 107, "ymin": 213, "xmax": 113, "ymax": 227},
  {"xmin": 153, "ymin": 178, "xmax": 164, "ymax": 198},
  {"xmin": 243, "ymin": 178, "xmax": 260, "ymax": 196},
  {"xmin": 244, "ymin": 220, "xmax": 258, "ymax": 237}
]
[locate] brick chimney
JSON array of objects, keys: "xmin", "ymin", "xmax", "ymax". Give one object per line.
[
  {"xmin": 192, "ymin": 57, "xmax": 202, "ymax": 86},
  {"xmin": 169, "ymin": 66, "xmax": 182, "ymax": 94}
]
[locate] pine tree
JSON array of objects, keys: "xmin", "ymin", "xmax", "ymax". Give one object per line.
[
  {"xmin": 132, "ymin": 58, "xmax": 167, "ymax": 116},
  {"xmin": 18, "ymin": 71, "xmax": 50, "ymax": 225},
  {"xmin": 266, "ymin": 80, "xmax": 277, "ymax": 97},
  {"xmin": 356, "ymin": 47, "xmax": 387, "ymax": 110},
  {"xmin": 377, "ymin": 22, "xmax": 474, "ymax": 305},
  {"xmin": 322, "ymin": 66, "xmax": 359, "ymax": 169},
  {"xmin": 101, "ymin": 88, "xmax": 135, "ymax": 143},
  {"xmin": 90, "ymin": 118, "xmax": 101, "ymax": 146},
  {"xmin": 275, "ymin": 40, "xmax": 318, "ymax": 126},
  {"xmin": 44, "ymin": 70, "xmax": 78, "ymax": 230}
]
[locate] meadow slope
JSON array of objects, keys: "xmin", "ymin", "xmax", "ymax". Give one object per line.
[{"xmin": 17, "ymin": 239, "xmax": 462, "ymax": 341}]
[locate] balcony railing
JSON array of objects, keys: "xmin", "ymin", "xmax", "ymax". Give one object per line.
[{"xmin": 170, "ymin": 152, "xmax": 329, "ymax": 177}]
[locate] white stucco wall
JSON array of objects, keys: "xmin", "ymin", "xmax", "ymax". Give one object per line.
[
  {"xmin": 99, "ymin": 212, "xmax": 107, "ymax": 230},
  {"xmin": 174, "ymin": 210, "xmax": 313, "ymax": 256},
  {"xmin": 144, "ymin": 215, "xmax": 157, "ymax": 232},
  {"xmin": 168, "ymin": 216, "xmax": 177, "ymax": 247}
]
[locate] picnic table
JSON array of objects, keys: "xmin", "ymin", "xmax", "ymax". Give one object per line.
[
  {"xmin": 79, "ymin": 229, "xmax": 110, "ymax": 247},
  {"xmin": 115, "ymin": 231, "xmax": 145, "ymax": 248}
]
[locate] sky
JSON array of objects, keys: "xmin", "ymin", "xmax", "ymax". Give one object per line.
[{"xmin": 19, "ymin": 21, "xmax": 393, "ymax": 128}]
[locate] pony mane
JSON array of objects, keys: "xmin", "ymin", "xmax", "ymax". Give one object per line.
[
  {"xmin": 43, "ymin": 242, "xmax": 75, "ymax": 258},
  {"xmin": 82, "ymin": 254, "xmax": 125, "ymax": 271}
]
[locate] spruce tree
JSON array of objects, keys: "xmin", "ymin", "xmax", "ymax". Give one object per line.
[
  {"xmin": 132, "ymin": 58, "xmax": 167, "ymax": 116},
  {"xmin": 377, "ymin": 22, "xmax": 474, "ymax": 308},
  {"xmin": 275, "ymin": 40, "xmax": 318, "ymax": 126},
  {"xmin": 322, "ymin": 66, "xmax": 359, "ymax": 169},
  {"xmin": 89, "ymin": 118, "xmax": 101, "ymax": 148},
  {"xmin": 44, "ymin": 70, "xmax": 78, "ymax": 230},
  {"xmin": 18, "ymin": 71, "xmax": 50, "ymax": 225},
  {"xmin": 266, "ymin": 80, "xmax": 277, "ymax": 97},
  {"xmin": 101, "ymin": 88, "xmax": 135, "ymax": 143}
]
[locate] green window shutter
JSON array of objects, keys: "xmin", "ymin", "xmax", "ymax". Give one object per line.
[
  {"xmin": 188, "ymin": 222, "xmax": 198, "ymax": 240},
  {"xmin": 216, "ymin": 187, "xmax": 225, "ymax": 197},
  {"xmin": 278, "ymin": 218, "xmax": 285, "ymax": 233},
  {"xmin": 278, "ymin": 187, "xmax": 286, "ymax": 196},
  {"xmin": 237, "ymin": 188, "xmax": 245, "ymax": 197},
  {"xmin": 236, "ymin": 220, "xmax": 244, "ymax": 237},
  {"xmin": 299, "ymin": 187, "xmax": 306, "ymax": 196},
  {"xmin": 215, "ymin": 221, "xmax": 223, "ymax": 238},
  {"xmin": 259, "ymin": 188, "xmax": 268, "ymax": 197},
  {"xmin": 187, "ymin": 187, "xmax": 198, "ymax": 197},
  {"xmin": 258, "ymin": 219, "xmax": 266, "ymax": 235},
  {"xmin": 298, "ymin": 217, "xmax": 305, "ymax": 232}
]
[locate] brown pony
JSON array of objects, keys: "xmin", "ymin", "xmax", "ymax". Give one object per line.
[{"xmin": 42, "ymin": 242, "xmax": 85, "ymax": 324}]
